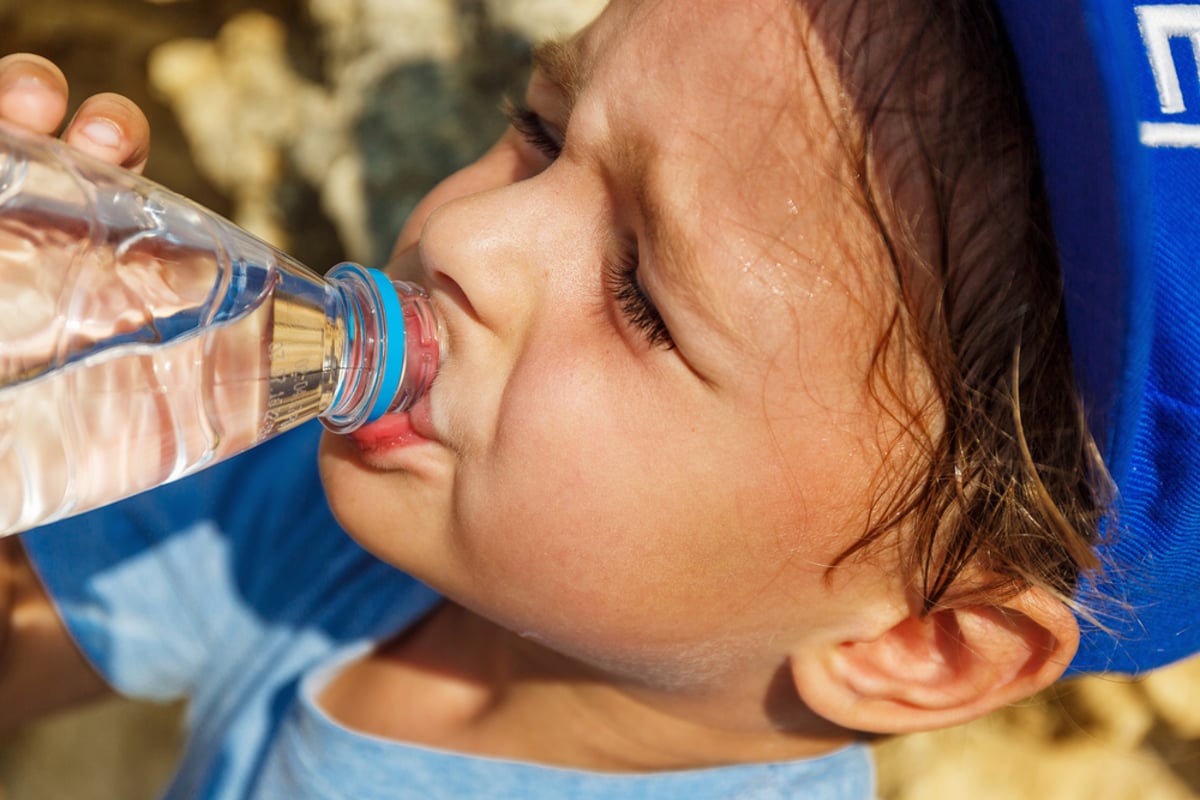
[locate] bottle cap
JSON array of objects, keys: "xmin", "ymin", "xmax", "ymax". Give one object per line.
[
  {"xmin": 363, "ymin": 267, "xmax": 406, "ymax": 422},
  {"xmin": 323, "ymin": 263, "xmax": 441, "ymax": 433}
]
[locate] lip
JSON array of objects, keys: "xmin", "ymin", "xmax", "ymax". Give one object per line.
[
  {"xmin": 348, "ymin": 392, "xmax": 439, "ymax": 455},
  {"xmin": 348, "ymin": 413, "xmax": 424, "ymax": 453}
]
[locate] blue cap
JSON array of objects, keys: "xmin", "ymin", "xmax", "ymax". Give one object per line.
[{"xmin": 993, "ymin": 1, "xmax": 1200, "ymax": 674}]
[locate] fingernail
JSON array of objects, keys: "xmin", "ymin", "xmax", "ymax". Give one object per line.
[
  {"xmin": 0, "ymin": 76, "xmax": 49, "ymax": 120},
  {"xmin": 80, "ymin": 119, "xmax": 121, "ymax": 150},
  {"xmin": 0, "ymin": 64, "xmax": 53, "ymax": 104},
  {"xmin": 0, "ymin": 59, "xmax": 66, "ymax": 133},
  {"xmin": 0, "ymin": 65, "xmax": 51, "ymax": 91}
]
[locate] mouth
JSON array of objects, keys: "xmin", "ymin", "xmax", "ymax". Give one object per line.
[
  {"xmin": 347, "ymin": 388, "xmax": 439, "ymax": 454},
  {"xmin": 348, "ymin": 412, "xmax": 426, "ymax": 453},
  {"xmin": 345, "ymin": 266, "xmax": 449, "ymax": 455}
]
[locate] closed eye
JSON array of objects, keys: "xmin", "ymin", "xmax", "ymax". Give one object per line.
[
  {"xmin": 503, "ymin": 97, "xmax": 563, "ymax": 161},
  {"xmin": 605, "ymin": 242, "xmax": 674, "ymax": 350},
  {"xmin": 504, "ymin": 95, "xmax": 672, "ymax": 351}
]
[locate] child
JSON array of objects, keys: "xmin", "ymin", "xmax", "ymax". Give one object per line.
[{"xmin": 0, "ymin": 0, "xmax": 1179, "ymax": 796}]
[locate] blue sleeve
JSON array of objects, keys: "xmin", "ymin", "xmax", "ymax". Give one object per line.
[{"xmin": 19, "ymin": 422, "xmax": 367, "ymax": 702}]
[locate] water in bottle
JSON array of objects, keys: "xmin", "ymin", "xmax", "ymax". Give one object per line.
[{"xmin": 0, "ymin": 121, "xmax": 441, "ymax": 535}]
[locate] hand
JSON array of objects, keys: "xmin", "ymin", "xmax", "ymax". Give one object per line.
[{"xmin": 0, "ymin": 53, "xmax": 150, "ymax": 172}]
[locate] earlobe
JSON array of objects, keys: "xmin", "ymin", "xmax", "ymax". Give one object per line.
[{"xmin": 790, "ymin": 586, "xmax": 1079, "ymax": 734}]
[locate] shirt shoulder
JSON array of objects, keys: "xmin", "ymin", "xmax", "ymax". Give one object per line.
[{"xmin": 22, "ymin": 422, "xmax": 437, "ymax": 700}]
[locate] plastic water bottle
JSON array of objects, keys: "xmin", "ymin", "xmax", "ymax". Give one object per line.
[{"xmin": 0, "ymin": 121, "xmax": 441, "ymax": 536}]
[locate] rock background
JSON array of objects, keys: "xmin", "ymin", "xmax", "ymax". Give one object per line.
[{"xmin": 2, "ymin": 1, "xmax": 1200, "ymax": 798}]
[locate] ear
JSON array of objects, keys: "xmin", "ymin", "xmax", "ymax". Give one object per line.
[{"xmin": 790, "ymin": 586, "xmax": 1079, "ymax": 733}]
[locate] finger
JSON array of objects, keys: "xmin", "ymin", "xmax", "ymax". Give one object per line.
[
  {"xmin": 0, "ymin": 54, "xmax": 69, "ymax": 135},
  {"xmin": 62, "ymin": 93, "xmax": 151, "ymax": 173}
]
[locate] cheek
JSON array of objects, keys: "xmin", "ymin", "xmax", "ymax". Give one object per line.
[
  {"xmin": 446, "ymin": 343, "xmax": 842, "ymax": 651},
  {"xmin": 454, "ymin": 355, "xmax": 651, "ymax": 585}
]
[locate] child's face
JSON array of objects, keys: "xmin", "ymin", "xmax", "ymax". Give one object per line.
[{"xmin": 320, "ymin": 0, "xmax": 908, "ymax": 684}]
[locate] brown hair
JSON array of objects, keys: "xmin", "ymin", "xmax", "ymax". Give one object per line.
[{"xmin": 817, "ymin": 0, "xmax": 1111, "ymax": 612}]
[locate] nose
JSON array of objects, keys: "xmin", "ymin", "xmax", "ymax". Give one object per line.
[
  {"xmin": 417, "ymin": 165, "xmax": 598, "ymax": 349},
  {"xmin": 420, "ymin": 185, "xmax": 538, "ymax": 341}
]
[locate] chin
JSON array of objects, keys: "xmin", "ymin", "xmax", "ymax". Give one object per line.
[{"xmin": 317, "ymin": 431, "xmax": 456, "ymax": 575}]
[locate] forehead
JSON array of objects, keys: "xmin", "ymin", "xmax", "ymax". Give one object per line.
[
  {"xmin": 570, "ymin": 0, "xmax": 887, "ymax": 345},
  {"xmin": 580, "ymin": 0, "xmax": 819, "ymax": 166}
]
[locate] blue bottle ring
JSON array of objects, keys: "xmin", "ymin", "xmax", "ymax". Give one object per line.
[{"xmin": 365, "ymin": 267, "xmax": 406, "ymax": 422}]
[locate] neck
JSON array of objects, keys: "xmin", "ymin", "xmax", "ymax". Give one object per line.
[{"xmin": 321, "ymin": 602, "xmax": 855, "ymax": 772}]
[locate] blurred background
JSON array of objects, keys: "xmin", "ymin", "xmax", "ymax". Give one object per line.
[{"xmin": 1, "ymin": 0, "xmax": 1200, "ymax": 797}]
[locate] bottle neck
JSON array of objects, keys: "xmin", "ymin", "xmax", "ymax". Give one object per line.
[{"xmin": 321, "ymin": 263, "xmax": 442, "ymax": 433}]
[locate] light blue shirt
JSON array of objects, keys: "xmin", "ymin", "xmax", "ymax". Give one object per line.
[{"xmin": 22, "ymin": 423, "xmax": 875, "ymax": 799}]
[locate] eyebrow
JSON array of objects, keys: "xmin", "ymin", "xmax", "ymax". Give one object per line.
[
  {"xmin": 530, "ymin": 37, "xmax": 676, "ymax": 258},
  {"xmin": 530, "ymin": 39, "xmax": 583, "ymax": 116},
  {"xmin": 530, "ymin": 36, "xmax": 714, "ymax": 334}
]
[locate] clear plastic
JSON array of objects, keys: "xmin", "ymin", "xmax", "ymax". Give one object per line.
[{"xmin": 0, "ymin": 122, "xmax": 441, "ymax": 536}]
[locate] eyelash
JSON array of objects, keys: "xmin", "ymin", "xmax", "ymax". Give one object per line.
[
  {"xmin": 605, "ymin": 244, "xmax": 675, "ymax": 350},
  {"xmin": 504, "ymin": 97, "xmax": 674, "ymax": 350},
  {"xmin": 503, "ymin": 97, "xmax": 562, "ymax": 160}
]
